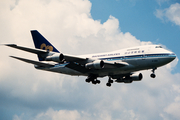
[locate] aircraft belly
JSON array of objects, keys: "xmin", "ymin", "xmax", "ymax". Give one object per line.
[
  {"xmin": 134, "ymin": 57, "xmax": 172, "ymax": 69},
  {"xmin": 134, "ymin": 58, "xmax": 159, "ymax": 69},
  {"xmin": 88, "ymin": 59, "xmax": 147, "ymax": 77},
  {"xmin": 156, "ymin": 57, "xmax": 175, "ymax": 67},
  {"xmin": 90, "ymin": 65, "xmax": 136, "ymax": 77},
  {"xmin": 123, "ymin": 59, "xmax": 137, "ymax": 66}
]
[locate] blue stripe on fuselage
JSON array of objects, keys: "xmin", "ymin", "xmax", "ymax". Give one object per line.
[{"xmin": 99, "ymin": 53, "xmax": 175, "ymax": 61}]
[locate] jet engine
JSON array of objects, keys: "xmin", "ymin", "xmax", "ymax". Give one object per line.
[
  {"xmin": 116, "ymin": 73, "xmax": 143, "ymax": 83},
  {"xmin": 85, "ymin": 60, "xmax": 104, "ymax": 69},
  {"xmin": 45, "ymin": 53, "xmax": 64, "ymax": 62},
  {"xmin": 128, "ymin": 73, "xmax": 143, "ymax": 81}
]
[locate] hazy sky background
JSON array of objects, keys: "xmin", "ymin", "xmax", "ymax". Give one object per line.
[{"xmin": 0, "ymin": 0, "xmax": 180, "ymax": 120}]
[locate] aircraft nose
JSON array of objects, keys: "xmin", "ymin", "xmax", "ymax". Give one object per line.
[{"xmin": 170, "ymin": 53, "xmax": 176, "ymax": 61}]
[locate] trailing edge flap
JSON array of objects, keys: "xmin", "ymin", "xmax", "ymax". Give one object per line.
[
  {"xmin": 5, "ymin": 44, "xmax": 52, "ymax": 54},
  {"xmin": 10, "ymin": 56, "xmax": 54, "ymax": 67},
  {"xmin": 104, "ymin": 61, "xmax": 129, "ymax": 68}
]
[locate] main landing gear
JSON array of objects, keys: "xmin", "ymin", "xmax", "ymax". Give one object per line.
[
  {"xmin": 106, "ymin": 77, "xmax": 113, "ymax": 87},
  {"xmin": 85, "ymin": 75, "xmax": 101, "ymax": 85},
  {"xmin": 85, "ymin": 75, "xmax": 114, "ymax": 87},
  {"xmin": 150, "ymin": 67, "xmax": 157, "ymax": 78}
]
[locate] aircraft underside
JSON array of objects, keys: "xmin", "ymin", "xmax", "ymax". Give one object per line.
[{"xmin": 35, "ymin": 56, "xmax": 172, "ymax": 87}]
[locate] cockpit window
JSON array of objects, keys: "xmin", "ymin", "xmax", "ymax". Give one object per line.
[{"xmin": 155, "ymin": 46, "xmax": 162, "ymax": 48}]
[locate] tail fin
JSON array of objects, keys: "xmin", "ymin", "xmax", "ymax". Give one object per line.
[{"xmin": 31, "ymin": 30, "xmax": 59, "ymax": 61}]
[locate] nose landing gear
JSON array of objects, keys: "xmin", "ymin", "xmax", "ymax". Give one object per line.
[
  {"xmin": 106, "ymin": 77, "xmax": 113, "ymax": 87},
  {"xmin": 150, "ymin": 67, "xmax": 157, "ymax": 78},
  {"xmin": 150, "ymin": 73, "xmax": 156, "ymax": 78}
]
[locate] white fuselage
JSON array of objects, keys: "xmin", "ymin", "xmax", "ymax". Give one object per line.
[{"xmin": 36, "ymin": 45, "xmax": 176, "ymax": 77}]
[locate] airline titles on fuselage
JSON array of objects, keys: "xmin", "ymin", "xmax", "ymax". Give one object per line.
[{"xmin": 92, "ymin": 49, "xmax": 145, "ymax": 58}]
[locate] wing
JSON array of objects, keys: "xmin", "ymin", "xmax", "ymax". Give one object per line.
[
  {"xmin": 10, "ymin": 56, "xmax": 54, "ymax": 67},
  {"xmin": 5, "ymin": 44, "xmax": 129, "ymax": 69},
  {"xmin": 63, "ymin": 54, "xmax": 88, "ymax": 63},
  {"xmin": 103, "ymin": 61, "xmax": 129, "ymax": 68}
]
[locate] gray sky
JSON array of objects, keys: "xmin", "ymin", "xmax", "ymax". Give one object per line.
[{"xmin": 0, "ymin": 0, "xmax": 180, "ymax": 120}]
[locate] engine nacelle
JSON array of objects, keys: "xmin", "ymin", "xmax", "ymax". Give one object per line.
[
  {"xmin": 85, "ymin": 60, "xmax": 104, "ymax": 69},
  {"xmin": 116, "ymin": 73, "xmax": 143, "ymax": 83},
  {"xmin": 45, "ymin": 53, "xmax": 64, "ymax": 62},
  {"xmin": 129, "ymin": 73, "xmax": 143, "ymax": 81}
]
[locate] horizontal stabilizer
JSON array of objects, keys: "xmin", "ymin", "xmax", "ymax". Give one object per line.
[
  {"xmin": 10, "ymin": 56, "xmax": 54, "ymax": 67},
  {"xmin": 5, "ymin": 44, "xmax": 50, "ymax": 54}
]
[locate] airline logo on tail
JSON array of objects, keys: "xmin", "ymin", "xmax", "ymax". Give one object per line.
[{"xmin": 40, "ymin": 43, "xmax": 53, "ymax": 51}]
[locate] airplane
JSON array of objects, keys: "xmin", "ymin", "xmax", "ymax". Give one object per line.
[{"xmin": 4, "ymin": 30, "xmax": 176, "ymax": 87}]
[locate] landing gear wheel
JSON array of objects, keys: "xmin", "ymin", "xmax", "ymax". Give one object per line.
[
  {"xmin": 96, "ymin": 80, "xmax": 101, "ymax": 84},
  {"xmin": 106, "ymin": 82, "xmax": 111, "ymax": 87},
  {"xmin": 85, "ymin": 79, "xmax": 90, "ymax": 83},
  {"xmin": 150, "ymin": 73, "xmax": 156, "ymax": 78},
  {"xmin": 92, "ymin": 80, "xmax": 97, "ymax": 84}
]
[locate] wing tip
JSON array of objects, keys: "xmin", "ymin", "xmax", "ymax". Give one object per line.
[
  {"xmin": 9, "ymin": 56, "xmax": 20, "ymax": 60},
  {"xmin": 4, "ymin": 44, "xmax": 17, "ymax": 47},
  {"xmin": 9, "ymin": 55, "xmax": 15, "ymax": 58}
]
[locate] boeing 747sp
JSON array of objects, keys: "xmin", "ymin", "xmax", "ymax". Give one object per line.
[{"xmin": 4, "ymin": 30, "xmax": 176, "ymax": 87}]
